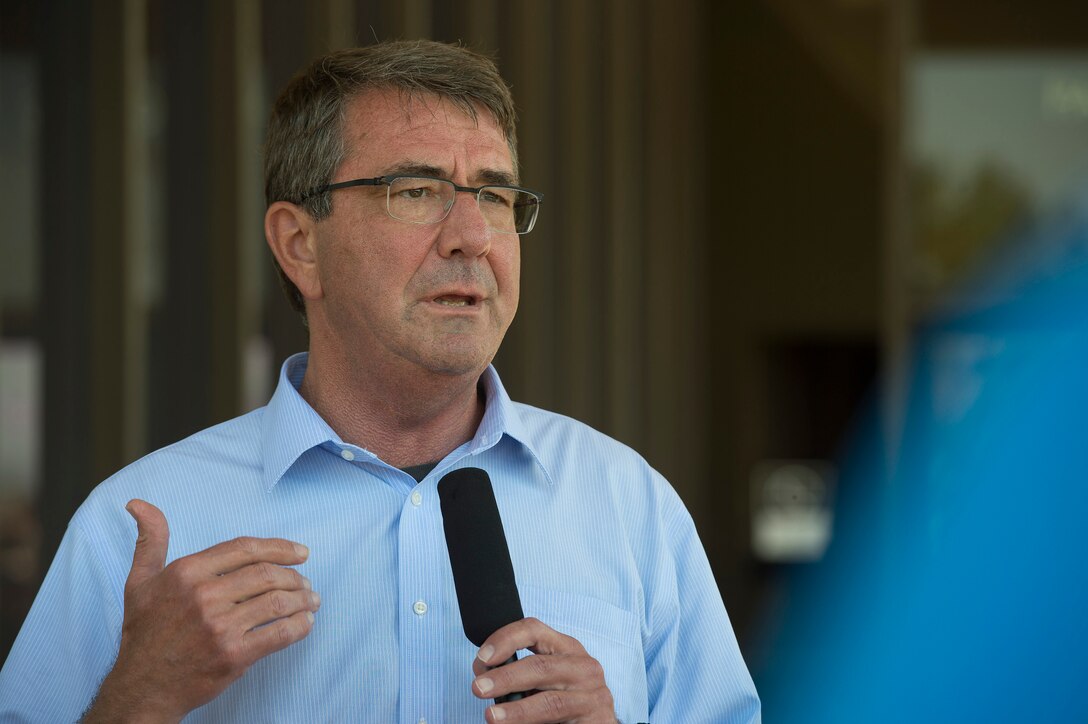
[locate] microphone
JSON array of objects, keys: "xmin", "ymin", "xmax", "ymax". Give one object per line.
[{"xmin": 439, "ymin": 467, "xmax": 527, "ymax": 704}]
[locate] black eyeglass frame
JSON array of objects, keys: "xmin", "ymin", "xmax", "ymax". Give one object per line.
[{"xmin": 298, "ymin": 175, "xmax": 543, "ymax": 235}]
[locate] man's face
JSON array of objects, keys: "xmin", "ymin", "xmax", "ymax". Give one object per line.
[{"xmin": 310, "ymin": 88, "xmax": 520, "ymax": 380}]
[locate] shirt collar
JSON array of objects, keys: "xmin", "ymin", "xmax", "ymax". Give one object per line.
[
  {"xmin": 471, "ymin": 366, "xmax": 555, "ymax": 485},
  {"xmin": 260, "ymin": 353, "xmax": 554, "ymax": 491},
  {"xmin": 260, "ymin": 353, "xmax": 343, "ymax": 491}
]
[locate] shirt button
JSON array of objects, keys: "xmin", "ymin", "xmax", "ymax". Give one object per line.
[
  {"xmin": 410, "ymin": 490, "xmax": 423, "ymax": 507},
  {"xmin": 413, "ymin": 600, "xmax": 428, "ymax": 616},
  {"xmin": 340, "ymin": 449, "xmax": 355, "ymax": 461}
]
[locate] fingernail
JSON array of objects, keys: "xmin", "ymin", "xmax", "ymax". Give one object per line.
[
  {"xmin": 478, "ymin": 645, "xmax": 494, "ymax": 663},
  {"xmin": 489, "ymin": 705, "xmax": 506, "ymax": 721},
  {"xmin": 294, "ymin": 544, "xmax": 309, "ymax": 559},
  {"xmin": 311, "ymin": 591, "xmax": 321, "ymax": 607},
  {"xmin": 124, "ymin": 501, "xmax": 134, "ymax": 514},
  {"xmin": 475, "ymin": 676, "xmax": 494, "ymax": 695},
  {"xmin": 306, "ymin": 611, "xmax": 315, "ymax": 624},
  {"xmin": 303, "ymin": 576, "xmax": 312, "ymax": 590}
]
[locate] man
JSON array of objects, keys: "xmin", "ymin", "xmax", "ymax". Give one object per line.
[{"xmin": 0, "ymin": 41, "xmax": 759, "ymax": 723}]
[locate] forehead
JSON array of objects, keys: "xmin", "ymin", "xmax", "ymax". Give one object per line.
[{"xmin": 339, "ymin": 88, "xmax": 513, "ymax": 179}]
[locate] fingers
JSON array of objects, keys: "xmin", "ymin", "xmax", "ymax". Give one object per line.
[
  {"xmin": 195, "ymin": 535, "xmax": 310, "ymax": 576},
  {"xmin": 221, "ymin": 561, "xmax": 312, "ymax": 604},
  {"xmin": 473, "ymin": 618, "xmax": 586, "ymax": 677},
  {"xmin": 474, "ymin": 651, "xmax": 601, "ymax": 696},
  {"xmin": 470, "ymin": 618, "xmax": 615, "ymax": 723},
  {"xmin": 162, "ymin": 534, "xmax": 318, "ymax": 641},
  {"xmin": 241, "ymin": 608, "xmax": 317, "ymax": 661},
  {"xmin": 124, "ymin": 500, "xmax": 308, "ymax": 582},
  {"xmin": 126, "ymin": 499, "xmax": 170, "ymax": 587},
  {"xmin": 233, "ymin": 586, "xmax": 321, "ymax": 633},
  {"xmin": 483, "ymin": 688, "xmax": 615, "ymax": 724}
]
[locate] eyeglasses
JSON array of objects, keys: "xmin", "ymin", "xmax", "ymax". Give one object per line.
[{"xmin": 300, "ymin": 175, "xmax": 543, "ymax": 235}]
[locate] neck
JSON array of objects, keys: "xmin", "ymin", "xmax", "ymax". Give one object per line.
[{"xmin": 298, "ymin": 349, "xmax": 486, "ymax": 469}]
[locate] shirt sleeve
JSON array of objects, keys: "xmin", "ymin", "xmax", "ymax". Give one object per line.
[
  {"xmin": 642, "ymin": 485, "xmax": 762, "ymax": 724},
  {"xmin": 0, "ymin": 516, "xmax": 126, "ymax": 721}
]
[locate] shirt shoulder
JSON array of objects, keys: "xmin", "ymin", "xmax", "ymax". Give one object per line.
[
  {"xmin": 508, "ymin": 401, "xmax": 682, "ymax": 503},
  {"xmin": 510, "ymin": 401, "xmax": 653, "ymax": 469},
  {"xmin": 73, "ymin": 408, "xmax": 268, "ymax": 541}
]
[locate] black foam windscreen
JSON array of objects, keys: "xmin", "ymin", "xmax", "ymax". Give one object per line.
[{"xmin": 439, "ymin": 467, "xmax": 525, "ymax": 647}]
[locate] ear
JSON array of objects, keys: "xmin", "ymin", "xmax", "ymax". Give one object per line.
[{"xmin": 265, "ymin": 201, "xmax": 323, "ymax": 302}]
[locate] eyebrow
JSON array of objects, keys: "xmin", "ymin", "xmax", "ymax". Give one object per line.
[
  {"xmin": 475, "ymin": 168, "xmax": 517, "ymax": 186},
  {"xmin": 382, "ymin": 161, "xmax": 518, "ymax": 187}
]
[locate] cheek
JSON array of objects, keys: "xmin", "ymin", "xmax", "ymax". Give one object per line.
[
  {"xmin": 506, "ymin": 264, "xmax": 521, "ymax": 313},
  {"xmin": 495, "ymin": 241, "xmax": 521, "ymax": 296},
  {"xmin": 319, "ymin": 223, "xmax": 418, "ymax": 297},
  {"xmin": 318, "ymin": 244, "xmax": 367, "ymax": 304},
  {"xmin": 506, "ymin": 253, "xmax": 521, "ymax": 316}
]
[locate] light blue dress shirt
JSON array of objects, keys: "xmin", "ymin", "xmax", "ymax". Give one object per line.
[{"xmin": 1, "ymin": 353, "xmax": 760, "ymax": 723}]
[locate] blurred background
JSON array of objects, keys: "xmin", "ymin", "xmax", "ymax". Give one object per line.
[{"xmin": 2, "ymin": 0, "xmax": 1087, "ymax": 719}]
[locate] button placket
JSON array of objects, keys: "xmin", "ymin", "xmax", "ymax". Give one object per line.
[{"xmin": 396, "ymin": 477, "xmax": 446, "ymax": 722}]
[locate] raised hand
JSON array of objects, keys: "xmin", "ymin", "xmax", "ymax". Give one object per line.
[
  {"xmin": 471, "ymin": 618, "xmax": 616, "ymax": 723},
  {"xmin": 82, "ymin": 499, "xmax": 320, "ymax": 723}
]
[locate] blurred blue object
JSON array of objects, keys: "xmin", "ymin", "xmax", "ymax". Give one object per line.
[{"xmin": 758, "ymin": 201, "xmax": 1088, "ymax": 723}]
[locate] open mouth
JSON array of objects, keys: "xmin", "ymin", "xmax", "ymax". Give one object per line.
[{"xmin": 433, "ymin": 295, "xmax": 477, "ymax": 307}]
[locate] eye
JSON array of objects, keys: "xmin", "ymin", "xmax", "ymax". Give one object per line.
[
  {"xmin": 480, "ymin": 187, "xmax": 515, "ymax": 207},
  {"xmin": 392, "ymin": 178, "xmax": 445, "ymax": 201}
]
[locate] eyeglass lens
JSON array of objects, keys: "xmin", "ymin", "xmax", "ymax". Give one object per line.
[{"xmin": 386, "ymin": 177, "xmax": 538, "ymax": 234}]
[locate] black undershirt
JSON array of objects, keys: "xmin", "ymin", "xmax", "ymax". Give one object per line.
[{"xmin": 400, "ymin": 461, "xmax": 439, "ymax": 482}]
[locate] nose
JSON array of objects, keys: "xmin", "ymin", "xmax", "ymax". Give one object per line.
[{"xmin": 436, "ymin": 191, "xmax": 492, "ymax": 259}]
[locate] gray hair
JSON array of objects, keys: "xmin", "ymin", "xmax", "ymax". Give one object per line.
[{"xmin": 263, "ymin": 40, "xmax": 519, "ymax": 323}]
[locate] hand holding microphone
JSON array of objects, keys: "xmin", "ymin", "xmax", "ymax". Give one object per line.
[{"xmin": 439, "ymin": 468, "xmax": 616, "ymax": 723}]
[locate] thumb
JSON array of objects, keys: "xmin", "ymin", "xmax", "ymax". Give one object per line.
[{"xmin": 125, "ymin": 499, "xmax": 169, "ymax": 586}]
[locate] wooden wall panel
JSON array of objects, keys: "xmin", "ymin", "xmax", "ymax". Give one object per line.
[
  {"xmin": 496, "ymin": 1, "xmax": 560, "ymax": 408},
  {"xmin": 643, "ymin": 0, "xmax": 710, "ymax": 507},
  {"xmin": 604, "ymin": 0, "xmax": 647, "ymax": 453},
  {"xmin": 37, "ymin": 0, "xmax": 148, "ymax": 571}
]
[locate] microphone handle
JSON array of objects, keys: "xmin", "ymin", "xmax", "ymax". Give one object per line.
[{"xmin": 494, "ymin": 653, "xmax": 527, "ymax": 704}]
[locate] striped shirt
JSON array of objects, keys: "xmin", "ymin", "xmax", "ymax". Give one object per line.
[{"xmin": 0, "ymin": 353, "xmax": 760, "ymax": 723}]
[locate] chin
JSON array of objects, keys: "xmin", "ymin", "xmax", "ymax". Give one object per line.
[
  {"xmin": 415, "ymin": 347, "xmax": 493, "ymax": 378},
  {"xmin": 399, "ymin": 327, "xmax": 505, "ymax": 378}
]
